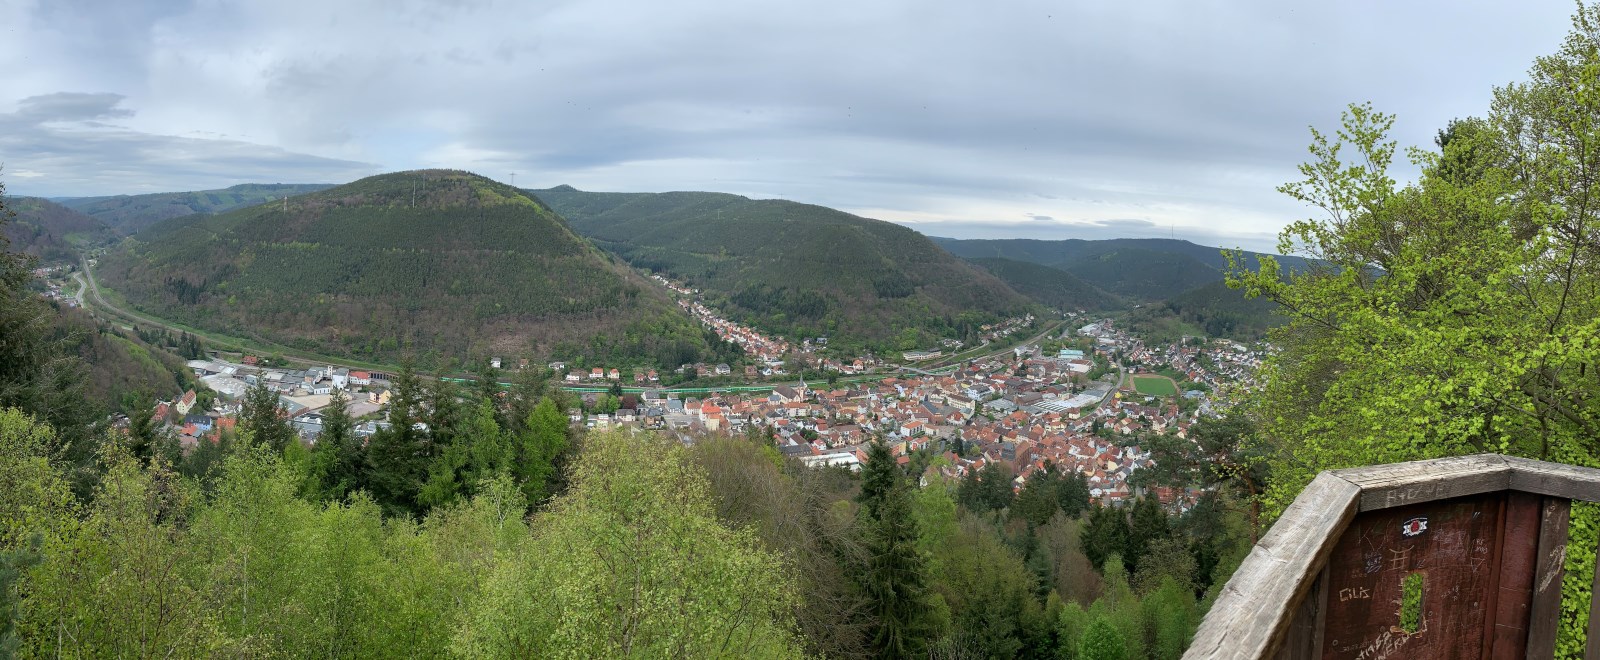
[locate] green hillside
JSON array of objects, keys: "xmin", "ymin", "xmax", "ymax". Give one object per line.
[
  {"xmin": 97, "ymin": 170, "xmax": 732, "ymax": 368},
  {"xmin": 530, "ymin": 187, "xmax": 1032, "ymax": 351},
  {"xmin": 966, "ymin": 257, "xmax": 1121, "ymax": 311},
  {"xmin": 3, "ymin": 197, "xmax": 115, "ymax": 263},
  {"xmin": 60, "ymin": 183, "xmax": 335, "ymax": 235},
  {"xmin": 935, "ymin": 236, "xmax": 1304, "ymax": 301},
  {"xmin": 1125, "ymin": 279, "xmax": 1282, "ymax": 342},
  {"xmin": 1055, "ymin": 247, "xmax": 1222, "ymax": 300},
  {"xmin": 50, "ymin": 304, "xmax": 198, "ymax": 413}
]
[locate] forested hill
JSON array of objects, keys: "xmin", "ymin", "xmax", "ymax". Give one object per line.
[
  {"xmin": 934, "ymin": 236, "xmax": 1302, "ymax": 301},
  {"xmin": 1126, "ymin": 280, "xmax": 1283, "ymax": 342},
  {"xmin": 529, "ymin": 187, "xmax": 1032, "ymax": 351},
  {"xmin": 97, "ymin": 170, "xmax": 733, "ymax": 368},
  {"xmin": 966, "ymin": 257, "xmax": 1121, "ymax": 311},
  {"xmin": 2, "ymin": 197, "xmax": 114, "ymax": 263},
  {"xmin": 58, "ymin": 182, "xmax": 335, "ymax": 235}
]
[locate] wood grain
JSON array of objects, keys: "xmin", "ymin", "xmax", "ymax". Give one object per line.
[
  {"xmin": 1331, "ymin": 454, "xmax": 1511, "ymax": 512},
  {"xmin": 1525, "ymin": 497, "xmax": 1571, "ymax": 659},
  {"xmin": 1503, "ymin": 456, "xmax": 1600, "ymax": 503},
  {"xmin": 1184, "ymin": 472, "xmax": 1360, "ymax": 660}
]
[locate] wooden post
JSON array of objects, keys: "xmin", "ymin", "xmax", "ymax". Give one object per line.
[{"xmin": 1525, "ymin": 497, "xmax": 1570, "ymax": 658}]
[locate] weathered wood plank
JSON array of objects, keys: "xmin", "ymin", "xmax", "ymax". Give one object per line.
[
  {"xmin": 1503, "ymin": 456, "xmax": 1600, "ymax": 503},
  {"xmin": 1525, "ymin": 497, "xmax": 1571, "ymax": 659},
  {"xmin": 1184, "ymin": 472, "xmax": 1360, "ymax": 660},
  {"xmin": 1273, "ymin": 566, "xmax": 1327, "ymax": 660},
  {"xmin": 1492, "ymin": 491, "xmax": 1542, "ymax": 658},
  {"xmin": 1331, "ymin": 454, "xmax": 1512, "ymax": 512}
]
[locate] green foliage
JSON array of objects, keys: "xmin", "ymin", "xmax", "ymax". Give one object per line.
[
  {"xmin": 857, "ymin": 444, "xmax": 938, "ymax": 658},
  {"xmin": 97, "ymin": 171, "xmax": 730, "ymax": 366},
  {"xmin": 1229, "ymin": 7, "xmax": 1600, "ymax": 650},
  {"xmin": 1126, "ymin": 280, "xmax": 1283, "ymax": 342},
  {"xmin": 240, "ymin": 379, "xmax": 294, "ymax": 454},
  {"xmin": 1011, "ymin": 462, "xmax": 1092, "ymax": 527},
  {"xmin": 532, "ymin": 187, "xmax": 1032, "ymax": 348},
  {"xmin": 0, "ymin": 184, "xmax": 101, "ymax": 496},
  {"xmin": 1, "ymin": 197, "xmax": 113, "ymax": 263},
  {"xmin": 1082, "ymin": 505, "xmax": 1129, "ymax": 571},
  {"xmin": 968, "ymin": 256, "xmax": 1121, "ymax": 311},
  {"xmin": 1077, "ymin": 616, "xmax": 1130, "ymax": 660},
  {"xmin": 956, "ymin": 460, "xmax": 1014, "ymax": 513},
  {"xmin": 515, "ymin": 397, "xmax": 570, "ymax": 507},
  {"xmin": 455, "ymin": 429, "xmax": 802, "ymax": 658},
  {"xmin": 367, "ymin": 365, "xmax": 427, "ymax": 517},
  {"xmin": 1399, "ymin": 572, "xmax": 1424, "ymax": 633}
]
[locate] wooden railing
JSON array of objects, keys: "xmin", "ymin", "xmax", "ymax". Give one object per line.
[{"xmin": 1185, "ymin": 455, "xmax": 1600, "ymax": 660}]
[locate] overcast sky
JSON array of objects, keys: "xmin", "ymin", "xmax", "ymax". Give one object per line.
[{"xmin": 0, "ymin": 0, "xmax": 1578, "ymax": 251}]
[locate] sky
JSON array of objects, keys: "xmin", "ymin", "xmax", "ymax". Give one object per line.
[{"xmin": 0, "ymin": 0, "xmax": 1579, "ymax": 252}]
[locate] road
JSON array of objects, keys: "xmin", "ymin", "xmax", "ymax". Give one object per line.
[{"xmin": 68, "ymin": 272, "xmax": 87, "ymax": 306}]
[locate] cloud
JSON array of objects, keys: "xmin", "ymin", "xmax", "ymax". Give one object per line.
[
  {"xmin": 0, "ymin": 92, "xmax": 377, "ymax": 196},
  {"xmin": 0, "ymin": 0, "xmax": 1580, "ymax": 244}
]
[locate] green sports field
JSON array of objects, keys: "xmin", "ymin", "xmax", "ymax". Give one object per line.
[{"xmin": 1131, "ymin": 375, "xmax": 1179, "ymax": 397}]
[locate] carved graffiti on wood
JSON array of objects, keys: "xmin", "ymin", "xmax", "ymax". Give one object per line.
[{"xmin": 1321, "ymin": 493, "xmax": 1505, "ymax": 659}]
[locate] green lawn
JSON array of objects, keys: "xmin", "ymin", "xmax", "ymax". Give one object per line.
[{"xmin": 1131, "ymin": 375, "xmax": 1179, "ymax": 397}]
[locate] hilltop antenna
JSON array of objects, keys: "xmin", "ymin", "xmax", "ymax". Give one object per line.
[
  {"xmin": 509, "ymin": 172, "xmax": 516, "ymax": 188},
  {"xmin": 282, "ymin": 196, "xmax": 287, "ymax": 213},
  {"xmin": 411, "ymin": 179, "xmax": 417, "ymax": 209}
]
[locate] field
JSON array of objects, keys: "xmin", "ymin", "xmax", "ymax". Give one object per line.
[{"xmin": 1130, "ymin": 375, "xmax": 1179, "ymax": 397}]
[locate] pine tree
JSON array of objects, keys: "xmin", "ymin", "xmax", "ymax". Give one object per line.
[
  {"xmin": 1082, "ymin": 505, "xmax": 1129, "ymax": 571},
  {"xmin": 306, "ymin": 390, "xmax": 363, "ymax": 501},
  {"xmin": 863, "ymin": 475, "xmax": 933, "ymax": 658},
  {"xmin": 1124, "ymin": 497, "xmax": 1170, "ymax": 576},
  {"xmin": 367, "ymin": 364, "xmax": 426, "ymax": 516},
  {"xmin": 857, "ymin": 439, "xmax": 899, "ymax": 520},
  {"xmin": 515, "ymin": 397, "xmax": 569, "ymax": 506},
  {"xmin": 240, "ymin": 380, "xmax": 293, "ymax": 454}
]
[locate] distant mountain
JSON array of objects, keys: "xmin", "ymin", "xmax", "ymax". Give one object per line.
[
  {"xmin": 529, "ymin": 187, "xmax": 1032, "ymax": 351},
  {"xmin": 2, "ymin": 197, "xmax": 114, "ymax": 263},
  {"xmin": 934, "ymin": 237, "xmax": 1301, "ymax": 301},
  {"xmin": 1126, "ymin": 280, "xmax": 1283, "ymax": 343},
  {"xmin": 97, "ymin": 171, "xmax": 735, "ymax": 368},
  {"xmin": 965, "ymin": 257, "xmax": 1120, "ymax": 311},
  {"xmin": 59, "ymin": 183, "xmax": 335, "ymax": 235}
]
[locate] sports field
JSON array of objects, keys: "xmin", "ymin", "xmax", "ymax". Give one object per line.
[{"xmin": 1131, "ymin": 375, "xmax": 1179, "ymax": 397}]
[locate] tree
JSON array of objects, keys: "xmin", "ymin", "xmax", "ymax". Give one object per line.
[
  {"xmin": 0, "ymin": 174, "xmax": 97, "ymax": 495},
  {"xmin": 1124, "ymin": 497, "xmax": 1169, "ymax": 576},
  {"xmin": 456, "ymin": 430, "xmax": 801, "ymax": 657},
  {"xmin": 366, "ymin": 364, "xmax": 426, "ymax": 516},
  {"xmin": 858, "ymin": 439, "xmax": 899, "ymax": 520},
  {"xmin": 1078, "ymin": 616, "xmax": 1129, "ymax": 660},
  {"xmin": 240, "ymin": 380, "xmax": 294, "ymax": 454},
  {"xmin": 1225, "ymin": 8, "xmax": 1600, "ymax": 648},
  {"xmin": 1081, "ymin": 505, "xmax": 1129, "ymax": 571},
  {"xmin": 861, "ymin": 465, "xmax": 935, "ymax": 658},
  {"xmin": 515, "ymin": 397, "xmax": 569, "ymax": 506}
]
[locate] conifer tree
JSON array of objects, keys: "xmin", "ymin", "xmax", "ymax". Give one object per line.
[
  {"xmin": 515, "ymin": 397, "xmax": 569, "ymax": 506},
  {"xmin": 240, "ymin": 380, "xmax": 293, "ymax": 454},
  {"xmin": 864, "ymin": 486, "xmax": 933, "ymax": 658},
  {"xmin": 367, "ymin": 364, "xmax": 425, "ymax": 516}
]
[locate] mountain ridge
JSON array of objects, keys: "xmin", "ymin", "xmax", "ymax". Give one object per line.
[
  {"xmin": 529, "ymin": 187, "xmax": 1034, "ymax": 352},
  {"xmin": 96, "ymin": 170, "xmax": 735, "ymax": 369}
]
